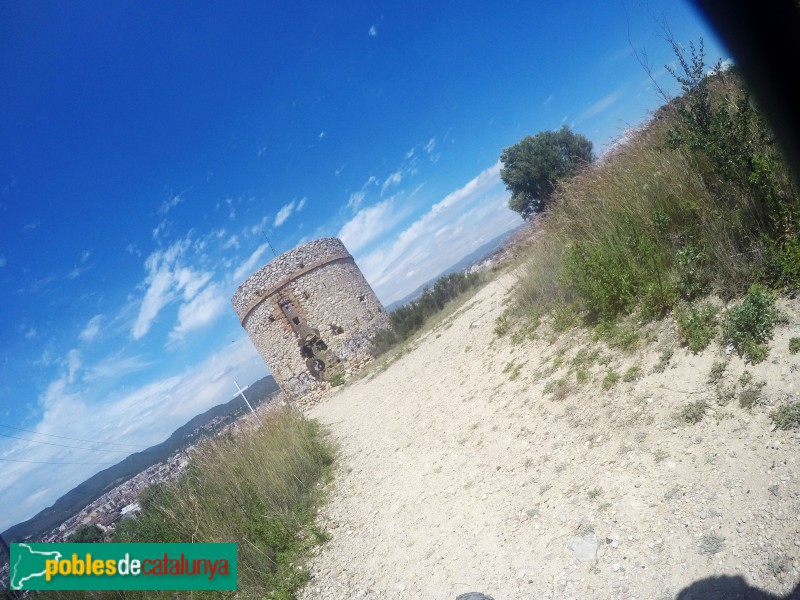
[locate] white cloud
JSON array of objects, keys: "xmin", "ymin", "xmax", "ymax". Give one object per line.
[
  {"xmin": 0, "ymin": 340, "xmax": 267, "ymax": 532},
  {"xmin": 576, "ymin": 87, "xmax": 625, "ymax": 123},
  {"xmin": 274, "ymin": 200, "xmax": 296, "ymax": 227},
  {"xmin": 158, "ymin": 192, "xmax": 185, "ymax": 215},
  {"xmin": 80, "ymin": 250, "xmax": 91, "ymax": 263},
  {"xmin": 368, "ymin": 24, "xmax": 377, "ymax": 37},
  {"xmin": 131, "ymin": 239, "xmax": 215, "ymax": 340},
  {"xmin": 233, "ymin": 243, "xmax": 269, "ymax": 281},
  {"xmin": 337, "ymin": 198, "xmax": 396, "ymax": 254},
  {"xmin": 318, "ymin": 131, "xmax": 325, "ymax": 139},
  {"xmin": 66, "ymin": 264, "xmax": 91, "ymax": 280},
  {"xmin": 79, "ymin": 315, "xmax": 103, "ymax": 342},
  {"xmin": 347, "ymin": 191, "xmax": 365, "ymax": 212},
  {"xmin": 424, "ymin": 138, "xmax": 436, "ymax": 154},
  {"xmin": 83, "ymin": 353, "xmax": 152, "ymax": 382},
  {"xmin": 543, "ymin": 94, "xmax": 554, "ymax": 106},
  {"xmin": 169, "ymin": 284, "xmax": 227, "ymax": 342},
  {"xmin": 223, "ymin": 235, "xmax": 240, "ymax": 250},
  {"xmin": 382, "ymin": 170, "xmax": 403, "ymax": 194},
  {"xmin": 23, "ymin": 219, "xmax": 40, "ymax": 232},
  {"xmin": 152, "ymin": 219, "xmax": 169, "ymax": 240},
  {"xmin": 353, "ymin": 162, "xmax": 522, "ymax": 304},
  {"xmin": 296, "ymin": 197, "xmax": 306, "ymax": 212},
  {"xmin": 25, "ymin": 327, "xmax": 37, "ymax": 339}
]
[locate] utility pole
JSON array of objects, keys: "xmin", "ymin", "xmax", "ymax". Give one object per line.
[{"xmin": 234, "ymin": 379, "xmax": 262, "ymax": 426}]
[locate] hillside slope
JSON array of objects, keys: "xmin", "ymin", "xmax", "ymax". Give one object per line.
[{"xmin": 299, "ymin": 273, "xmax": 800, "ymax": 599}]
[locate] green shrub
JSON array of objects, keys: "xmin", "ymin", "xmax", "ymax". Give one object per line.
[
  {"xmin": 707, "ymin": 360, "xmax": 727, "ymax": 383},
  {"xmin": 772, "ymin": 401, "xmax": 800, "ymax": 430},
  {"xmin": 328, "ymin": 373, "xmax": 345, "ymax": 387},
  {"xmin": 622, "ymin": 366, "xmax": 641, "ymax": 382},
  {"xmin": 789, "ymin": 337, "xmax": 800, "ymax": 354},
  {"xmin": 722, "ymin": 284, "xmax": 781, "ymax": 363},
  {"xmin": 675, "ymin": 302, "xmax": 719, "ymax": 353},
  {"xmin": 494, "ymin": 311, "xmax": 511, "ymax": 336},
  {"xmin": 593, "ymin": 321, "xmax": 639, "ymax": 351},
  {"xmin": 602, "ymin": 370, "xmax": 620, "ymax": 390},
  {"xmin": 369, "ymin": 327, "xmax": 399, "ymax": 357},
  {"xmin": 680, "ymin": 399, "xmax": 707, "ymax": 424}
]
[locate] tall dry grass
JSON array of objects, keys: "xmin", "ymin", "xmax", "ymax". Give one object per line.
[{"xmin": 47, "ymin": 406, "xmax": 334, "ymax": 600}]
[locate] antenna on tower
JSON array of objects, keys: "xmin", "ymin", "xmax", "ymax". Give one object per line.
[{"xmin": 261, "ymin": 230, "xmax": 278, "ymax": 258}]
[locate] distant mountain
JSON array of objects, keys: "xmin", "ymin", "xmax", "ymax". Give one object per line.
[
  {"xmin": 2, "ymin": 375, "xmax": 279, "ymax": 543},
  {"xmin": 385, "ymin": 226, "xmax": 522, "ymax": 312}
]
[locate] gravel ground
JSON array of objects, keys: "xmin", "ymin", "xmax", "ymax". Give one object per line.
[{"xmin": 298, "ymin": 273, "xmax": 800, "ymax": 600}]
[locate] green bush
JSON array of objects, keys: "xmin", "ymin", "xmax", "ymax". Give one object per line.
[
  {"xmin": 789, "ymin": 337, "xmax": 800, "ymax": 354},
  {"xmin": 772, "ymin": 401, "xmax": 800, "ymax": 430},
  {"xmin": 675, "ymin": 302, "xmax": 719, "ymax": 353},
  {"xmin": 602, "ymin": 370, "xmax": 620, "ymax": 390},
  {"xmin": 623, "ymin": 366, "xmax": 641, "ymax": 382},
  {"xmin": 369, "ymin": 327, "xmax": 400, "ymax": 357},
  {"xmin": 680, "ymin": 399, "xmax": 707, "ymax": 424},
  {"xmin": 722, "ymin": 284, "xmax": 781, "ymax": 363}
]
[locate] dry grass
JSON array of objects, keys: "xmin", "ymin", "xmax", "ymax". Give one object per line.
[{"xmin": 55, "ymin": 407, "xmax": 336, "ymax": 600}]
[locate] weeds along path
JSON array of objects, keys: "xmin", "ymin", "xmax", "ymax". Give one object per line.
[{"xmin": 299, "ymin": 273, "xmax": 800, "ymax": 600}]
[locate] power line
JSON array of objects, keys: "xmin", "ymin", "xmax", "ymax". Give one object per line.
[
  {"xmin": 0, "ymin": 457, "xmax": 118, "ymax": 465},
  {"xmin": 0, "ymin": 432, "xmax": 148, "ymax": 454},
  {"xmin": 0, "ymin": 424, "xmax": 147, "ymax": 449}
]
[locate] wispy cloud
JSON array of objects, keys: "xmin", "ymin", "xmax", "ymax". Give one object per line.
[
  {"xmin": 576, "ymin": 87, "xmax": 626, "ymax": 124},
  {"xmin": 233, "ymin": 243, "xmax": 269, "ymax": 281},
  {"xmin": 271, "ymin": 197, "xmax": 306, "ymax": 228},
  {"xmin": 23, "ymin": 219, "xmax": 40, "ymax": 232},
  {"xmin": 0, "ymin": 255, "xmax": 6, "ymax": 267},
  {"xmin": 381, "ymin": 170, "xmax": 404, "ymax": 194},
  {"xmin": 169, "ymin": 284, "xmax": 227, "ymax": 342},
  {"xmin": 368, "ymin": 24, "xmax": 377, "ymax": 37},
  {"xmin": 79, "ymin": 315, "xmax": 103, "ymax": 342},
  {"xmin": 131, "ymin": 239, "xmax": 216, "ymax": 340},
  {"xmin": 157, "ymin": 192, "xmax": 185, "ymax": 216},
  {"xmin": 152, "ymin": 219, "xmax": 170, "ymax": 240},
  {"xmin": 83, "ymin": 352, "xmax": 152, "ymax": 382},
  {"xmin": 353, "ymin": 162, "xmax": 521, "ymax": 304},
  {"xmin": 337, "ymin": 198, "xmax": 397, "ymax": 254},
  {"xmin": 543, "ymin": 94, "xmax": 554, "ymax": 106},
  {"xmin": 0, "ymin": 341, "xmax": 267, "ymax": 532},
  {"xmin": 223, "ymin": 235, "xmax": 240, "ymax": 250}
]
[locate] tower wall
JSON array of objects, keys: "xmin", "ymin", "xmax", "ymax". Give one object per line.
[{"xmin": 231, "ymin": 238, "xmax": 390, "ymax": 396}]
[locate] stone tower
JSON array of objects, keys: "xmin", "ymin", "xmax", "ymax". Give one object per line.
[{"xmin": 231, "ymin": 238, "xmax": 390, "ymax": 396}]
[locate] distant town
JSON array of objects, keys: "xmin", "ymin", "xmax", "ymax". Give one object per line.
[{"xmin": 0, "ymin": 405, "xmax": 271, "ymax": 588}]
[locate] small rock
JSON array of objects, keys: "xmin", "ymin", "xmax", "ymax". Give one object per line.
[
  {"xmin": 612, "ymin": 563, "xmax": 621, "ymax": 572},
  {"xmin": 568, "ymin": 534, "xmax": 599, "ymax": 562}
]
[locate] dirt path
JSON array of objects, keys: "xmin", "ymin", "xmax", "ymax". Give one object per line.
[{"xmin": 299, "ymin": 274, "xmax": 800, "ymax": 600}]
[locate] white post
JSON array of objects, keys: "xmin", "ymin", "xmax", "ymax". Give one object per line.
[{"xmin": 234, "ymin": 379, "xmax": 263, "ymax": 426}]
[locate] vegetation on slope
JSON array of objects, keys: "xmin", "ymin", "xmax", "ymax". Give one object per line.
[
  {"xmin": 506, "ymin": 40, "xmax": 798, "ymax": 365},
  {"xmin": 370, "ymin": 271, "xmax": 487, "ymax": 355},
  {"xmin": 45, "ymin": 407, "xmax": 334, "ymax": 600}
]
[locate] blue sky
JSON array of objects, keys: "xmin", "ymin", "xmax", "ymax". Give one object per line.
[{"xmin": 0, "ymin": 1, "xmax": 726, "ymax": 532}]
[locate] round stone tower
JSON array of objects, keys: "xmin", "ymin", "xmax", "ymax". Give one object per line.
[{"xmin": 231, "ymin": 238, "xmax": 390, "ymax": 396}]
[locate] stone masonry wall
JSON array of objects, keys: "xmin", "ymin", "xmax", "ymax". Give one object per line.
[{"xmin": 231, "ymin": 238, "xmax": 390, "ymax": 396}]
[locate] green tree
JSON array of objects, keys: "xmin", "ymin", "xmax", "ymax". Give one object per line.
[
  {"xmin": 66, "ymin": 523, "xmax": 104, "ymax": 543},
  {"xmin": 500, "ymin": 125, "xmax": 593, "ymax": 219}
]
